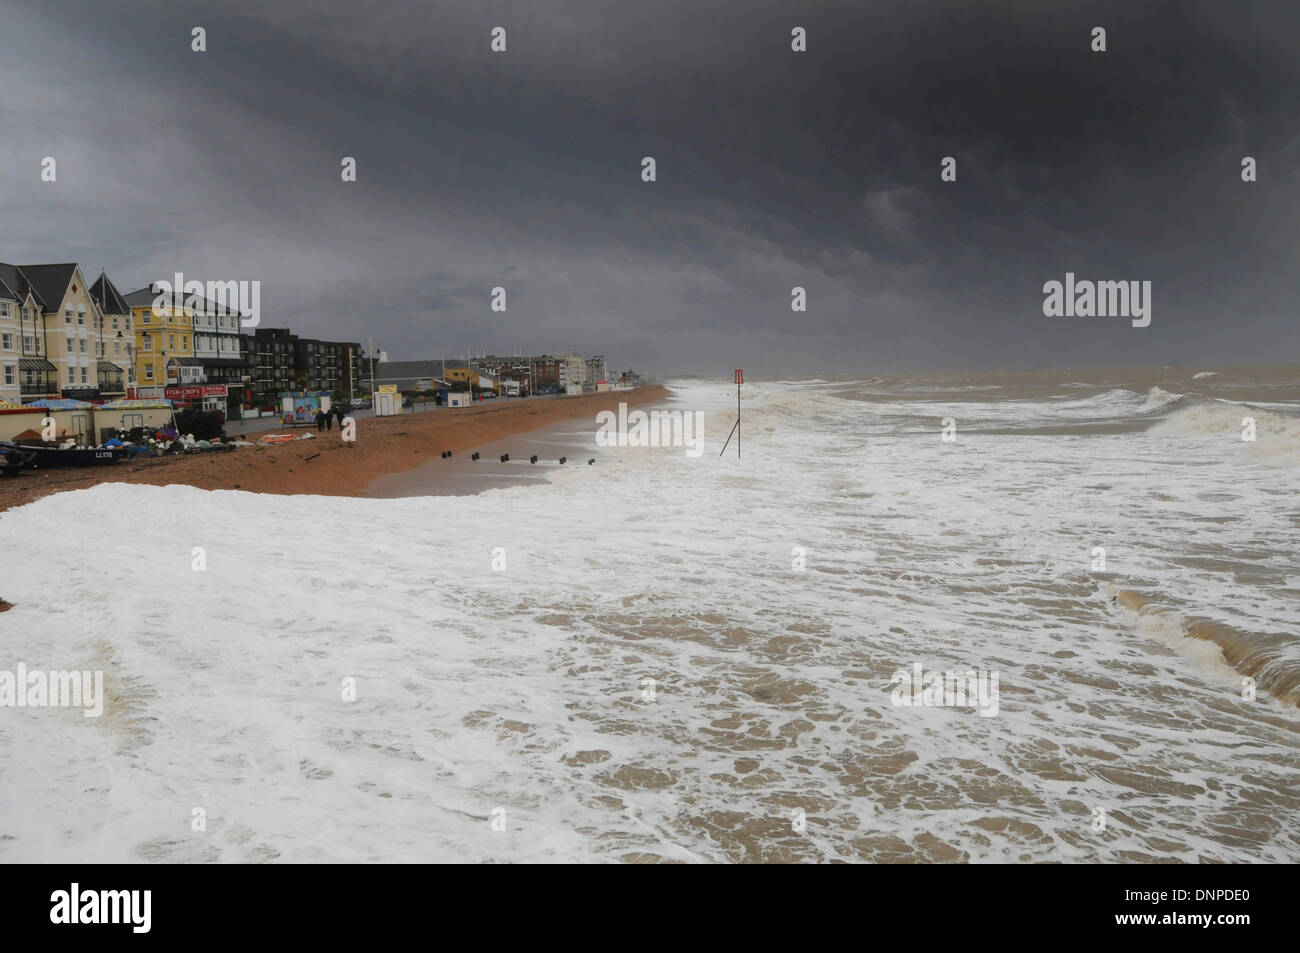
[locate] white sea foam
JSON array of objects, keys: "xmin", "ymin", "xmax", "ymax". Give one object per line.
[
  {"xmin": 0, "ymin": 376, "xmax": 1297, "ymax": 863},
  {"xmin": 1140, "ymin": 386, "xmax": 1182, "ymax": 412}
]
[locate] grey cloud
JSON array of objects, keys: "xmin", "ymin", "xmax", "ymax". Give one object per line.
[{"xmin": 1, "ymin": 0, "xmax": 1296, "ymax": 377}]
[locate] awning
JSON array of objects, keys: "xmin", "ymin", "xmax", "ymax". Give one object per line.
[
  {"xmin": 27, "ymin": 398, "xmax": 94, "ymax": 410},
  {"xmin": 98, "ymin": 397, "xmax": 174, "ymax": 410},
  {"xmin": 96, "ymin": 360, "xmax": 125, "ymax": 373},
  {"xmin": 19, "ymin": 357, "xmax": 57, "ymax": 372}
]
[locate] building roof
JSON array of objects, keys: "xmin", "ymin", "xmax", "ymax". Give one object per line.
[
  {"xmin": 123, "ymin": 286, "xmax": 186, "ymax": 310},
  {"xmin": 374, "ymin": 359, "xmax": 465, "ymax": 380},
  {"xmin": 375, "ymin": 376, "xmax": 448, "ymax": 392},
  {"xmin": 15, "ymin": 264, "xmax": 78, "ymax": 313},
  {"xmin": 89, "ymin": 273, "xmax": 131, "ymax": 315},
  {"xmin": 0, "ymin": 264, "xmax": 24, "ymax": 303},
  {"xmin": 124, "ymin": 284, "xmax": 234, "ymax": 314},
  {"xmin": 0, "ymin": 263, "xmax": 48, "ymax": 310}
]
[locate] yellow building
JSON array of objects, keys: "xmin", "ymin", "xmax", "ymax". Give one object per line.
[{"xmin": 123, "ymin": 285, "xmax": 196, "ymax": 389}]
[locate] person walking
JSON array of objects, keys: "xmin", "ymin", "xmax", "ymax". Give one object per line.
[
  {"xmin": 315, "ymin": 409, "xmax": 326, "ymax": 432},
  {"xmin": 334, "ymin": 405, "xmax": 345, "ymax": 428}
]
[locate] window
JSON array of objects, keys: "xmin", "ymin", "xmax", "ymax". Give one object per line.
[
  {"xmin": 3, "ymin": 366, "xmax": 13, "ymax": 385},
  {"xmin": 169, "ymin": 335, "xmax": 175, "ymax": 349},
  {"xmin": 114, "ymin": 342, "xmax": 121, "ymax": 357},
  {"xmin": 67, "ymin": 339, "xmax": 73, "ymax": 353},
  {"xmin": 65, "ymin": 310, "xmax": 72, "ymax": 323},
  {"xmin": 79, "ymin": 339, "xmax": 86, "ymax": 353},
  {"xmin": 183, "ymin": 335, "xmax": 189, "ymax": 349},
  {"xmin": 23, "ymin": 336, "xmax": 33, "ymax": 353},
  {"xmin": 112, "ymin": 317, "xmax": 118, "ymax": 329},
  {"xmin": 145, "ymin": 366, "xmax": 154, "ymax": 380},
  {"xmin": 0, "ymin": 302, "xmax": 9, "ymax": 317},
  {"xmin": 143, "ymin": 336, "xmax": 152, "ymax": 352},
  {"xmin": 1, "ymin": 333, "xmax": 11, "ymax": 351},
  {"xmin": 80, "ymin": 367, "xmax": 87, "ymax": 383},
  {"xmin": 78, "ymin": 308, "xmax": 85, "ymax": 325},
  {"xmin": 141, "ymin": 310, "xmax": 151, "ymax": 324}
]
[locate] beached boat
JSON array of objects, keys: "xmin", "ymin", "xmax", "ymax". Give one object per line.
[{"xmin": 0, "ymin": 440, "xmax": 131, "ymax": 469}]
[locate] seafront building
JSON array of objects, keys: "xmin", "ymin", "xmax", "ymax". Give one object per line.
[
  {"xmin": 558, "ymin": 353, "xmax": 588, "ymax": 393},
  {"xmin": 0, "ymin": 262, "xmax": 117, "ymax": 399},
  {"xmin": 293, "ymin": 337, "xmax": 361, "ymax": 395},
  {"xmin": 1, "ymin": 257, "xmax": 620, "ymax": 415},
  {"xmin": 190, "ymin": 293, "xmax": 248, "ymax": 392},
  {"xmin": 123, "ymin": 285, "xmax": 197, "ymax": 389},
  {"xmin": 0, "ymin": 274, "xmax": 27, "ymax": 403},
  {"xmin": 89, "ymin": 272, "xmax": 134, "ymax": 398},
  {"xmin": 243, "ymin": 328, "xmax": 362, "ymax": 404}
]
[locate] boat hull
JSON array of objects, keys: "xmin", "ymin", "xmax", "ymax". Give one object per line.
[{"xmin": 0, "ymin": 442, "xmax": 130, "ymax": 469}]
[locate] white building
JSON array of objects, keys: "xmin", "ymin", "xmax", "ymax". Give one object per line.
[{"xmin": 559, "ymin": 353, "xmax": 586, "ymax": 394}]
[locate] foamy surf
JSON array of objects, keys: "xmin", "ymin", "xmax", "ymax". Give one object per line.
[{"xmin": 1, "ymin": 364, "xmax": 1297, "ymax": 864}]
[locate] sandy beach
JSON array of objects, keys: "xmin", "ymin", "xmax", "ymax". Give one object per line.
[{"xmin": 0, "ymin": 386, "xmax": 666, "ymax": 515}]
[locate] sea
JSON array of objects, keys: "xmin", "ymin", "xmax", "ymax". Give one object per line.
[{"xmin": 0, "ymin": 364, "xmax": 1296, "ymax": 862}]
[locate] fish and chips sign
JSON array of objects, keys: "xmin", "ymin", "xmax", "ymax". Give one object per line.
[
  {"xmin": 163, "ymin": 385, "xmax": 228, "ymax": 401},
  {"xmin": 134, "ymin": 385, "xmax": 227, "ymax": 402}
]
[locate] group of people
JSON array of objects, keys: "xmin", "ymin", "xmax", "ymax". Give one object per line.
[{"xmin": 315, "ymin": 405, "xmax": 347, "ymax": 432}]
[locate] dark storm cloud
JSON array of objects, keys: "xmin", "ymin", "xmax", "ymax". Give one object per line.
[{"xmin": 1, "ymin": 0, "xmax": 1296, "ymax": 376}]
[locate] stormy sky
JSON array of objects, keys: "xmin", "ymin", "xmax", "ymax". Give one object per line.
[{"xmin": 1, "ymin": 0, "xmax": 1296, "ymax": 377}]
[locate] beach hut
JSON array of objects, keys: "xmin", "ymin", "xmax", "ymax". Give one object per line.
[
  {"xmin": 96, "ymin": 397, "xmax": 175, "ymax": 441},
  {"xmin": 0, "ymin": 401, "xmax": 49, "ymax": 442},
  {"xmin": 24, "ymin": 398, "xmax": 96, "ymax": 444}
]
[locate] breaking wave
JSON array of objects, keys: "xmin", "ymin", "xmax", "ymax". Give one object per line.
[
  {"xmin": 1110, "ymin": 588, "xmax": 1300, "ymax": 707},
  {"xmin": 1147, "ymin": 402, "xmax": 1300, "ymax": 466}
]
